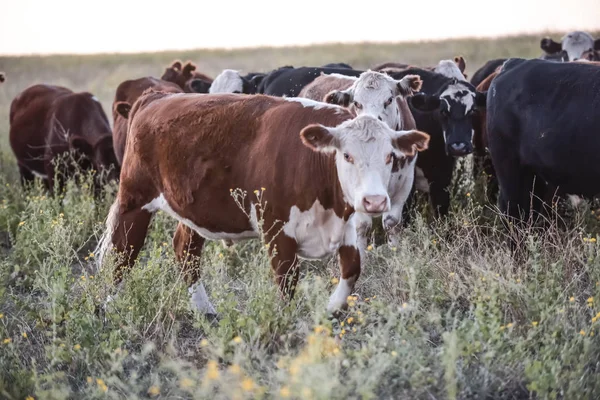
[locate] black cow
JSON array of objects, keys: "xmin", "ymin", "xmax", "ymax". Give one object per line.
[
  {"xmin": 387, "ymin": 68, "xmax": 487, "ymax": 217},
  {"xmin": 470, "ymin": 58, "xmax": 507, "ymax": 87},
  {"xmin": 259, "ymin": 66, "xmax": 363, "ymax": 97},
  {"xmin": 322, "ymin": 62, "xmax": 353, "ymax": 69},
  {"xmin": 487, "ymin": 58, "xmax": 600, "ymax": 222}
]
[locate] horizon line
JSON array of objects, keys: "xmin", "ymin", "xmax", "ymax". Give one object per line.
[{"xmin": 2, "ymin": 28, "xmax": 597, "ymax": 58}]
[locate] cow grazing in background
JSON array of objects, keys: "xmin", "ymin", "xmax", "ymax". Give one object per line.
[
  {"xmin": 487, "ymin": 58, "xmax": 600, "ymax": 223},
  {"xmin": 299, "ymin": 70, "xmax": 422, "ymax": 250},
  {"xmin": 112, "ymin": 77, "xmax": 183, "ymax": 164},
  {"xmin": 9, "ymin": 84, "xmax": 118, "ymax": 191},
  {"xmin": 206, "ymin": 69, "xmax": 267, "ymax": 94},
  {"xmin": 96, "ymin": 92, "xmax": 429, "ymax": 316},
  {"xmin": 540, "ymin": 31, "xmax": 600, "ymax": 61},
  {"xmin": 373, "ymin": 56, "xmax": 468, "ymax": 80},
  {"xmin": 0, "ymin": 73, "xmax": 4, "ymax": 82},
  {"xmin": 322, "ymin": 62, "xmax": 353, "ymax": 69},
  {"xmin": 385, "ymin": 68, "xmax": 486, "ymax": 217},
  {"xmin": 161, "ymin": 60, "xmax": 213, "ymax": 93}
]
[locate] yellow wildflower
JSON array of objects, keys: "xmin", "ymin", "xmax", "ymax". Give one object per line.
[
  {"xmin": 148, "ymin": 385, "xmax": 160, "ymax": 396},
  {"xmin": 241, "ymin": 378, "xmax": 254, "ymax": 391},
  {"xmin": 261, "ymin": 187, "xmax": 266, "ymax": 191},
  {"xmin": 347, "ymin": 317, "xmax": 354, "ymax": 324},
  {"xmin": 367, "ymin": 245, "xmax": 373, "ymax": 251},
  {"xmin": 22, "ymin": 332, "xmax": 27, "ymax": 338},
  {"xmin": 507, "ymin": 323, "xmax": 514, "ymax": 328},
  {"xmin": 449, "ymin": 272, "xmax": 455, "ymax": 277},
  {"xmin": 500, "ymin": 325, "xmax": 505, "ymax": 330},
  {"xmin": 232, "ymin": 336, "xmax": 243, "ymax": 344},
  {"xmin": 391, "ymin": 351, "xmax": 398, "ymax": 357},
  {"xmin": 516, "ymin": 278, "xmax": 522, "ymax": 283},
  {"xmin": 253, "ymin": 190, "xmax": 259, "ymax": 195},
  {"xmin": 218, "ymin": 253, "xmax": 224, "ymax": 259},
  {"xmin": 229, "ymin": 364, "xmax": 241, "ymax": 375},
  {"xmin": 96, "ymin": 378, "xmax": 108, "ymax": 393},
  {"xmin": 466, "ymin": 192, "xmax": 471, "ymax": 197},
  {"xmin": 402, "ymin": 302, "xmax": 408, "ymax": 309},
  {"xmin": 206, "ymin": 360, "xmax": 220, "ymax": 380},
  {"xmin": 88, "ymin": 252, "xmax": 95, "ymax": 258},
  {"xmin": 580, "ymin": 330, "xmax": 586, "ymax": 336},
  {"xmin": 25, "ymin": 397, "xmax": 34, "ymax": 400},
  {"xmin": 80, "ymin": 275, "xmax": 86, "ymax": 281},
  {"xmin": 180, "ymin": 378, "xmax": 194, "ymax": 389},
  {"xmin": 18, "ymin": 221, "xmax": 25, "ymax": 227},
  {"xmin": 74, "ymin": 344, "xmax": 81, "ymax": 350},
  {"xmin": 0, "ymin": 313, "xmax": 3, "ymax": 319},
  {"xmin": 87, "ymin": 376, "xmax": 92, "ymax": 383},
  {"xmin": 531, "ymin": 321, "xmax": 538, "ymax": 327},
  {"xmin": 570, "ymin": 296, "xmax": 575, "ymax": 302},
  {"xmin": 588, "ymin": 297, "xmax": 594, "ymax": 304},
  {"xmin": 200, "ymin": 339, "xmax": 209, "ymax": 347},
  {"xmin": 3, "ymin": 338, "xmax": 11, "ymax": 344},
  {"xmin": 391, "ymin": 247, "xmax": 397, "ymax": 251},
  {"xmin": 280, "ymin": 386, "xmax": 291, "ymax": 398},
  {"xmin": 331, "ymin": 277, "xmax": 339, "ymax": 284}
]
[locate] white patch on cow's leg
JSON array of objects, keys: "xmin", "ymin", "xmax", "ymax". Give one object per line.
[
  {"xmin": 31, "ymin": 170, "xmax": 49, "ymax": 180},
  {"xmin": 95, "ymin": 199, "xmax": 121, "ymax": 270},
  {"xmin": 327, "ymin": 278, "xmax": 354, "ymax": 312},
  {"xmin": 189, "ymin": 282, "xmax": 217, "ymax": 315}
]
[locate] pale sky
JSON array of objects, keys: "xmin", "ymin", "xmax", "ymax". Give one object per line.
[{"xmin": 1, "ymin": 0, "xmax": 599, "ymax": 55}]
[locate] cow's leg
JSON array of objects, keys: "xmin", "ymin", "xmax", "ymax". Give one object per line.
[
  {"xmin": 97, "ymin": 199, "xmax": 154, "ymax": 285},
  {"xmin": 328, "ymin": 219, "xmax": 361, "ymax": 313},
  {"xmin": 267, "ymin": 232, "xmax": 300, "ymax": 300},
  {"xmin": 17, "ymin": 164, "xmax": 35, "ymax": 186},
  {"xmin": 429, "ymin": 180, "xmax": 451, "ymax": 218},
  {"xmin": 172, "ymin": 223, "xmax": 216, "ymax": 316}
]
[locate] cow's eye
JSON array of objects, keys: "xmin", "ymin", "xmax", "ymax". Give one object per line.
[
  {"xmin": 353, "ymin": 101, "xmax": 362, "ymax": 110},
  {"xmin": 385, "ymin": 152, "xmax": 394, "ymax": 164},
  {"xmin": 343, "ymin": 153, "xmax": 354, "ymax": 163},
  {"xmin": 384, "ymin": 97, "xmax": 394, "ymax": 108}
]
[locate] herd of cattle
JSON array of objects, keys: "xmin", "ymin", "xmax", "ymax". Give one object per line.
[{"xmin": 5, "ymin": 31, "xmax": 600, "ymax": 316}]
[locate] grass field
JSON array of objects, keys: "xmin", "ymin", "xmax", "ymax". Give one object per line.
[{"xmin": 2, "ymin": 32, "xmax": 600, "ymax": 400}]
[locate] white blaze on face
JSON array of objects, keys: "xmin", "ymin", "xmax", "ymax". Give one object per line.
[
  {"xmin": 209, "ymin": 69, "xmax": 243, "ymax": 94},
  {"xmin": 562, "ymin": 31, "xmax": 595, "ymax": 61},
  {"xmin": 440, "ymin": 82, "xmax": 475, "ymax": 116}
]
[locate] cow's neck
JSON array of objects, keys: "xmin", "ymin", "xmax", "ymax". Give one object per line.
[{"xmin": 321, "ymin": 152, "xmax": 355, "ymax": 222}]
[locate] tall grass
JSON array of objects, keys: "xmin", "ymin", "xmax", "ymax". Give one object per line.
[{"xmin": 2, "ymin": 33, "xmax": 600, "ymax": 399}]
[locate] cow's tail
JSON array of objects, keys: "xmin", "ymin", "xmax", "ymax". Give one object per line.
[{"xmin": 95, "ymin": 198, "xmax": 120, "ymax": 271}]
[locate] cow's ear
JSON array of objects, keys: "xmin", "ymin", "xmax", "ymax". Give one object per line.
[
  {"xmin": 409, "ymin": 93, "xmax": 440, "ymax": 112},
  {"xmin": 594, "ymin": 39, "xmax": 600, "ymax": 51},
  {"xmin": 171, "ymin": 60, "xmax": 182, "ymax": 71},
  {"xmin": 391, "ymin": 130, "xmax": 430, "ymax": 157},
  {"xmin": 475, "ymin": 91, "xmax": 487, "ymax": 108},
  {"xmin": 182, "ymin": 62, "xmax": 197, "ymax": 77},
  {"xmin": 189, "ymin": 79, "xmax": 212, "ymax": 93},
  {"xmin": 540, "ymin": 37, "xmax": 562, "ymax": 54},
  {"xmin": 69, "ymin": 136, "xmax": 93, "ymax": 155},
  {"xmin": 454, "ymin": 56, "xmax": 466, "ymax": 73},
  {"xmin": 114, "ymin": 101, "xmax": 132, "ymax": 119},
  {"xmin": 300, "ymin": 124, "xmax": 339, "ymax": 153},
  {"xmin": 396, "ymin": 74, "xmax": 422, "ymax": 96},
  {"xmin": 249, "ymin": 74, "xmax": 265, "ymax": 91},
  {"xmin": 324, "ymin": 90, "xmax": 353, "ymax": 107}
]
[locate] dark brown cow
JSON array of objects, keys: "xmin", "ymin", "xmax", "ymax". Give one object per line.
[
  {"xmin": 161, "ymin": 60, "xmax": 213, "ymax": 93},
  {"xmin": 112, "ymin": 77, "xmax": 183, "ymax": 164},
  {"xmin": 9, "ymin": 84, "xmax": 118, "ymax": 191},
  {"xmin": 97, "ymin": 91, "xmax": 429, "ymax": 316},
  {"xmin": 0, "ymin": 73, "xmax": 5, "ymax": 83},
  {"xmin": 373, "ymin": 56, "xmax": 468, "ymax": 79}
]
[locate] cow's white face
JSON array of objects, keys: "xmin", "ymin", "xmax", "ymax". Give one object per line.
[
  {"xmin": 209, "ymin": 69, "xmax": 243, "ymax": 94},
  {"xmin": 326, "ymin": 71, "xmax": 422, "ymax": 131},
  {"xmin": 300, "ymin": 115, "xmax": 429, "ymax": 215},
  {"xmin": 562, "ymin": 31, "xmax": 595, "ymax": 61}
]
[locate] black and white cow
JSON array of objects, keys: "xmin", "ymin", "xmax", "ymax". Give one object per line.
[
  {"xmin": 487, "ymin": 58, "xmax": 600, "ymax": 222},
  {"xmin": 540, "ymin": 31, "xmax": 600, "ymax": 61},
  {"xmin": 259, "ymin": 66, "xmax": 364, "ymax": 97},
  {"xmin": 386, "ymin": 68, "xmax": 487, "ymax": 217},
  {"xmin": 189, "ymin": 70, "xmax": 267, "ymax": 94}
]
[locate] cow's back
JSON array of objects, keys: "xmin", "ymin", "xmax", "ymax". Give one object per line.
[
  {"xmin": 9, "ymin": 85, "xmax": 73, "ymax": 170},
  {"xmin": 262, "ymin": 67, "xmax": 363, "ymax": 97},
  {"xmin": 122, "ymin": 94, "xmax": 353, "ymax": 214},
  {"xmin": 488, "ymin": 59, "xmax": 600, "ymax": 195}
]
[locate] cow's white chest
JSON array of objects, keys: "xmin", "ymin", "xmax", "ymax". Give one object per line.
[{"xmin": 283, "ymin": 200, "xmax": 347, "ymax": 260}]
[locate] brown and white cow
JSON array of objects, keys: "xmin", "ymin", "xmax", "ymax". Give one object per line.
[
  {"xmin": 9, "ymin": 84, "xmax": 118, "ymax": 191},
  {"xmin": 161, "ymin": 60, "xmax": 213, "ymax": 93},
  {"xmin": 299, "ymin": 71, "xmax": 422, "ymax": 250},
  {"xmin": 97, "ymin": 91, "xmax": 429, "ymax": 315},
  {"xmin": 112, "ymin": 77, "xmax": 183, "ymax": 164}
]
